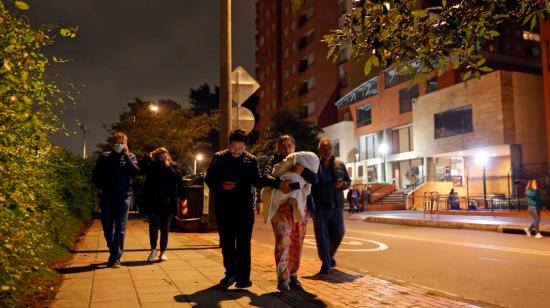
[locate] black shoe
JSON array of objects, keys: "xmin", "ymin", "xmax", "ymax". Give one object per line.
[
  {"xmin": 218, "ymin": 276, "xmax": 235, "ymax": 289},
  {"xmin": 277, "ymin": 279, "xmax": 290, "ymax": 292},
  {"xmin": 330, "ymin": 258, "xmax": 336, "ymax": 267},
  {"xmin": 235, "ymin": 280, "xmax": 252, "ymax": 288},
  {"xmin": 319, "ymin": 266, "xmax": 331, "ymax": 275},
  {"xmin": 289, "ymin": 276, "xmax": 302, "ymax": 289}
]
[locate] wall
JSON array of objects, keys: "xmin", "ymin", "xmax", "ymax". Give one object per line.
[{"xmin": 321, "ymin": 121, "xmax": 356, "ymax": 163}]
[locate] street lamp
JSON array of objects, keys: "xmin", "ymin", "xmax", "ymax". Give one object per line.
[
  {"xmin": 476, "ymin": 151, "xmax": 490, "ymax": 210},
  {"xmin": 79, "ymin": 124, "xmax": 87, "ymax": 159},
  {"xmin": 149, "ymin": 104, "xmax": 159, "ymax": 114},
  {"xmin": 379, "ymin": 143, "xmax": 389, "ymax": 182},
  {"xmin": 194, "ymin": 153, "xmax": 204, "ymax": 174}
]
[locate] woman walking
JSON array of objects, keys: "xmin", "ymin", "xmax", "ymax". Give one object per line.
[
  {"xmin": 524, "ymin": 179, "xmax": 544, "ymax": 238},
  {"xmin": 141, "ymin": 147, "xmax": 182, "ymax": 261},
  {"xmin": 263, "ymin": 135, "xmax": 318, "ymax": 292}
]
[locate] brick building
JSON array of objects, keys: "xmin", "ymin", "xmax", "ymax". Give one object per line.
[{"xmin": 255, "ymin": 0, "xmax": 341, "ymax": 133}]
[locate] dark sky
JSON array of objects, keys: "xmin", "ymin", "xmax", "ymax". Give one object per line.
[{"xmin": 24, "ymin": 0, "xmax": 256, "ymax": 154}]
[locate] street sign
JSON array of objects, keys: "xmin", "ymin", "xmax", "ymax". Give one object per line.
[
  {"xmin": 231, "ymin": 66, "xmax": 260, "ymax": 105},
  {"xmin": 231, "ymin": 106, "xmax": 255, "ymax": 134}
]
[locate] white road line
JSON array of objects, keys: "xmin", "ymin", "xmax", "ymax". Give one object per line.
[{"xmin": 346, "ymin": 228, "xmax": 550, "ymax": 257}]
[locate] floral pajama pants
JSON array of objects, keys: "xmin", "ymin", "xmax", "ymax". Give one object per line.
[{"xmin": 271, "ymin": 202, "xmax": 308, "ymax": 282}]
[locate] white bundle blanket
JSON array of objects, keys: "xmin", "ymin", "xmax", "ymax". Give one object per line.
[{"xmin": 262, "ymin": 151, "xmax": 320, "ymax": 223}]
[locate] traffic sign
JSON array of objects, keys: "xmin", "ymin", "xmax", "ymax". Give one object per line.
[
  {"xmin": 231, "ymin": 66, "xmax": 260, "ymax": 105},
  {"xmin": 231, "ymin": 106, "xmax": 255, "ymax": 134}
]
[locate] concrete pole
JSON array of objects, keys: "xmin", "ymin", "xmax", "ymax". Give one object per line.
[{"xmin": 219, "ymin": 0, "xmax": 232, "ymax": 150}]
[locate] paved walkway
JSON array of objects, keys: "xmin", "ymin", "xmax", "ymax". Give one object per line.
[
  {"xmin": 350, "ymin": 210, "xmax": 550, "ymax": 234},
  {"xmin": 51, "ymin": 215, "xmax": 481, "ymax": 308}
]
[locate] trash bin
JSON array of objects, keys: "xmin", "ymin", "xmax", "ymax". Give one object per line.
[{"xmin": 173, "ymin": 174, "xmax": 216, "ymax": 232}]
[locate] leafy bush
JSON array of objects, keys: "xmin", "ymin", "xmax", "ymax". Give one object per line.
[{"xmin": 0, "ymin": 1, "xmax": 94, "ymax": 306}]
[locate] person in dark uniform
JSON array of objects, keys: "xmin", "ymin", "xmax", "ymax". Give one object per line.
[
  {"xmin": 205, "ymin": 129, "xmax": 275, "ymax": 289},
  {"xmin": 311, "ymin": 138, "xmax": 351, "ymax": 274}
]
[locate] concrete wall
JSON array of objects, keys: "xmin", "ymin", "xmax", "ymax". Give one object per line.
[{"xmin": 321, "ymin": 121, "xmax": 356, "ymax": 163}]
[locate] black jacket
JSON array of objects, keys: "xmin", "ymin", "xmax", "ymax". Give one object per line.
[
  {"xmin": 205, "ymin": 150, "xmax": 269, "ymax": 213},
  {"xmin": 92, "ymin": 151, "xmax": 140, "ymax": 198},
  {"xmin": 311, "ymin": 157, "xmax": 351, "ymax": 210},
  {"xmin": 140, "ymin": 156, "xmax": 182, "ymax": 215}
]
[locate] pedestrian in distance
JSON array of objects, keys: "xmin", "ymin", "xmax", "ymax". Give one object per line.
[
  {"xmin": 347, "ymin": 186, "xmax": 359, "ymax": 213},
  {"xmin": 92, "ymin": 132, "xmax": 140, "ymax": 268},
  {"xmin": 262, "ymin": 135, "xmax": 318, "ymax": 292},
  {"xmin": 524, "ymin": 179, "xmax": 544, "ymax": 238},
  {"xmin": 311, "ymin": 138, "xmax": 351, "ymax": 275},
  {"xmin": 205, "ymin": 129, "xmax": 272, "ymax": 289},
  {"xmin": 140, "ymin": 147, "xmax": 182, "ymax": 262}
]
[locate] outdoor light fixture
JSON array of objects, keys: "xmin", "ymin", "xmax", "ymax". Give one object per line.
[
  {"xmin": 476, "ymin": 151, "xmax": 489, "ymax": 166},
  {"xmin": 149, "ymin": 104, "xmax": 159, "ymax": 114},
  {"xmin": 476, "ymin": 151, "xmax": 490, "ymax": 210},
  {"xmin": 194, "ymin": 153, "xmax": 204, "ymax": 174}
]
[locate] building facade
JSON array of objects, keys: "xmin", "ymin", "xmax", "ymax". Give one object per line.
[{"xmin": 255, "ymin": 0, "xmax": 341, "ymax": 133}]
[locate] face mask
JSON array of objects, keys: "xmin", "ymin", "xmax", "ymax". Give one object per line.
[{"xmin": 113, "ymin": 143, "xmax": 125, "ymax": 153}]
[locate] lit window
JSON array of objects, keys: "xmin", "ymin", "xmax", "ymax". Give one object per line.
[{"xmin": 523, "ymin": 31, "xmax": 541, "ymax": 42}]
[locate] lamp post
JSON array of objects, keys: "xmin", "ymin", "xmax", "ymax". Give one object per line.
[
  {"xmin": 476, "ymin": 151, "xmax": 489, "ymax": 210},
  {"xmin": 379, "ymin": 143, "xmax": 389, "ymax": 182},
  {"xmin": 194, "ymin": 153, "xmax": 204, "ymax": 174},
  {"xmin": 79, "ymin": 124, "xmax": 87, "ymax": 159},
  {"xmin": 149, "ymin": 104, "xmax": 159, "ymax": 114}
]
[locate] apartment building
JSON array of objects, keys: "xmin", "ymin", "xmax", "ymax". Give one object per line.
[{"xmin": 255, "ymin": 0, "xmax": 341, "ymax": 133}]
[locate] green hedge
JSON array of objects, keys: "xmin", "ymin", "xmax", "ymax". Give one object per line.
[{"xmin": 1, "ymin": 1, "xmax": 95, "ymax": 306}]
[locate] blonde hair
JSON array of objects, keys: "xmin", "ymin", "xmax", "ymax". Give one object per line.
[{"xmin": 151, "ymin": 147, "xmax": 173, "ymax": 163}]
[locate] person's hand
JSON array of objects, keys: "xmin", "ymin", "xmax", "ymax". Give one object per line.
[
  {"xmin": 279, "ymin": 180, "xmax": 292, "ymax": 194},
  {"xmin": 163, "ymin": 159, "xmax": 170, "ymax": 167},
  {"xmin": 222, "ymin": 182, "xmax": 236, "ymax": 191},
  {"xmin": 148, "ymin": 151, "xmax": 154, "ymax": 158},
  {"xmin": 123, "ymin": 144, "xmax": 129, "ymax": 155},
  {"xmin": 292, "ymin": 163, "xmax": 304, "ymax": 175},
  {"xmin": 334, "ymin": 180, "xmax": 344, "ymax": 189}
]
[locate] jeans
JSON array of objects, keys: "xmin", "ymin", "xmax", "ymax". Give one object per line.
[
  {"xmin": 528, "ymin": 206, "xmax": 541, "ymax": 233},
  {"xmin": 100, "ymin": 196, "xmax": 130, "ymax": 262},
  {"xmin": 312, "ymin": 208, "xmax": 345, "ymax": 270},
  {"xmin": 149, "ymin": 212, "xmax": 173, "ymax": 251}
]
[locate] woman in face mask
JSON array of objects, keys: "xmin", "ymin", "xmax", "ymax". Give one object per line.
[{"xmin": 140, "ymin": 147, "xmax": 182, "ymax": 261}]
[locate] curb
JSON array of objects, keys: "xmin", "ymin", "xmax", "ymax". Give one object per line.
[{"xmin": 364, "ymin": 216, "xmax": 550, "ymax": 236}]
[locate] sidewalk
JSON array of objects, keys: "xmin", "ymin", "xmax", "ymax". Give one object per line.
[
  {"xmin": 349, "ymin": 210, "xmax": 550, "ymax": 235},
  {"xmin": 51, "ymin": 215, "xmax": 481, "ymax": 308}
]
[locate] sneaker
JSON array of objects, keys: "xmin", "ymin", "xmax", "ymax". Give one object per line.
[
  {"xmin": 111, "ymin": 260, "xmax": 122, "ymax": 268},
  {"xmin": 235, "ymin": 280, "xmax": 252, "ymax": 288},
  {"xmin": 147, "ymin": 249, "xmax": 157, "ymax": 262},
  {"xmin": 159, "ymin": 252, "xmax": 168, "ymax": 261},
  {"xmin": 218, "ymin": 276, "xmax": 235, "ymax": 289},
  {"xmin": 289, "ymin": 276, "xmax": 302, "ymax": 289},
  {"xmin": 277, "ymin": 279, "xmax": 290, "ymax": 292},
  {"xmin": 535, "ymin": 233, "xmax": 544, "ymax": 239},
  {"xmin": 524, "ymin": 228, "xmax": 531, "ymax": 237}
]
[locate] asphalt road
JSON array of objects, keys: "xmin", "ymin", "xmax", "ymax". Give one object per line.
[{"xmin": 251, "ymin": 215, "xmax": 550, "ymax": 308}]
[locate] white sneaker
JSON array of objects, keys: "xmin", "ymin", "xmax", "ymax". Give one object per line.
[
  {"xmin": 159, "ymin": 252, "xmax": 168, "ymax": 261},
  {"xmin": 535, "ymin": 233, "xmax": 544, "ymax": 239},
  {"xmin": 524, "ymin": 228, "xmax": 531, "ymax": 237},
  {"xmin": 147, "ymin": 249, "xmax": 157, "ymax": 262}
]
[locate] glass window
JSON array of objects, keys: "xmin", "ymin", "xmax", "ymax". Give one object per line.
[
  {"xmin": 333, "ymin": 139, "xmax": 341, "ymax": 157},
  {"xmin": 399, "ymin": 84, "xmax": 419, "ymax": 113},
  {"xmin": 358, "ymin": 165, "xmax": 364, "ymax": 177},
  {"xmin": 434, "ymin": 105, "xmax": 474, "ymax": 139},
  {"xmin": 385, "ymin": 69, "xmax": 413, "ymax": 88},
  {"xmin": 427, "ymin": 77, "xmax": 438, "ymax": 93},
  {"xmin": 356, "ymin": 104, "xmax": 372, "ymax": 127},
  {"xmin": 365, "ymin": 134, "xmax": 377, "ymax": 159}
]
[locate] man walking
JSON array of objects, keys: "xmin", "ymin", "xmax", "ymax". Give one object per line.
[
  {"xmin": 311, "ymin": 138, "xmax": 351, "ymax": 274},
  {"xmin": 205, "ymin": 129, "xmax": 274, "ymax": 289},
  {"xmin": 92, "ymin": 132, "xmax": 140, "ymax": 267}
]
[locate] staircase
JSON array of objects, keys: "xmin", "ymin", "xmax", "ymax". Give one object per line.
[{"xmin": 369, "ymin": 190, "xmax": 406, "ymax": 211}]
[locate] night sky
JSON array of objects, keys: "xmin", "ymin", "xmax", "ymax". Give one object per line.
[{"xmin": 23, "ymin": 0, "xmax": 256, "ymax": 154}]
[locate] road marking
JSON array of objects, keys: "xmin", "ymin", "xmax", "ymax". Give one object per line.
[
  {"xmin": 346, "ymin": 228, "xmax": 550, "ymax": 257},
  {"xmin": 303, "ymin": 235, "xmax": 389, "ymax": 252},
  {"xmin": 478, "ymin": 257, "xmax": 508, "ymax": 263}
]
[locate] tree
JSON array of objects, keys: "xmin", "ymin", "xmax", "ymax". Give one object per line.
[
  {"xmin": 251, "ymin": 108, "xmax": 323, "ymax": 161},
  {"xmin": 101, "ymin": 98, "xmax": 217, "ymax": 173},
  {"xmin": 292, "ymin": 0, "xmax": 549, "ymax": 81}
]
